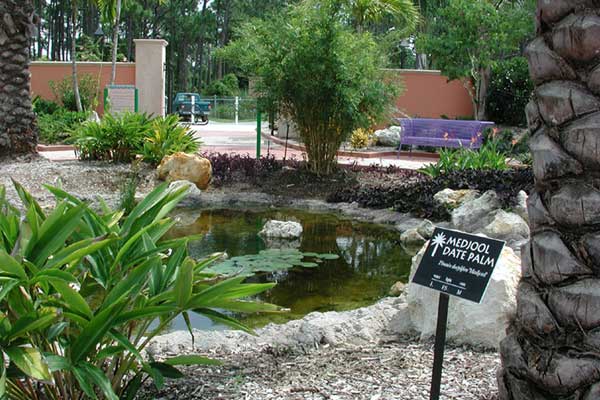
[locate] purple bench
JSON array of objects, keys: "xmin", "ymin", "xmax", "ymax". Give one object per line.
[{"xmin": 396, "ymin": 118, "xmax": 495, "ymax": 154}]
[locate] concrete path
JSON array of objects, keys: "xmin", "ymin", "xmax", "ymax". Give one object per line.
[{"xmin": 39, "ymin": 121, "xmax": 435, "ymax": 170}]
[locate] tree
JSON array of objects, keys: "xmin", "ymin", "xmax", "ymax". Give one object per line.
[
  {"xmin": 340, "ymin": 0, "xmax": 420, "ymax": 34},
  {"xmin": 0, "ymin": 0, "xmax": 38, "ymax": 155},
  {"xmin": 221, "ymin": 4, "xmax": 398, "ymax": 175},
  {"xmin": 70, "ymin": 0, "xmax": 84, "ymax": 112},
  {"xmin": 417, "ymin": 0, "xmax": 532, "ymax": 120},
  {"xmin": 497, "ymin": 1, "xmax": 600, "ymax": 398}
]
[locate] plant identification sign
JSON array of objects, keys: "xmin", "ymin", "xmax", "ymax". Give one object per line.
[{"xmin": 412, "ymin": 227, "xmax": 505, "ymax": 303}]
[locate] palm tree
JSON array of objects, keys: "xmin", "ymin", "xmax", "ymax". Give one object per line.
[
  {"xmin": 71, "ymin": 0, "xmax": 84, "ymax": 112},
  {"xmin": 346, "ymin": 0, "xmax": 420, "ymax": 33},
  {"xmin": 0, "ymin": 0, "xmax": 38, "ymax": 155},
  {"xmin": 498, "ymin": 1, "xmax": 600, "ymax": 399}
]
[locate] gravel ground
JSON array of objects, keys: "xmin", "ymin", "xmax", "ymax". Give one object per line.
[{"xmin": 141, "ymin": 339, "xmax": 499, "ymax": 400}]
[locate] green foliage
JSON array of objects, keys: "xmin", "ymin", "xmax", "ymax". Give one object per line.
[
  {"xmin": 141, "ymin": 114, "xmax": 202, "ymax": 165},
  {"xmin": 0, "ymin": 182, "xmax": 281, "ymax": 399},
  {"xmin": 221, "ymin": 4, "xmax": 399, "ymax": 174},
  {"xmin": 71, "ymin": 112, "xmax": 153, "ymax": 162},
  {"xmin": 487, "ymin": 57, "xmax": 534, "ymax": 127},
  {"xmin": 417, "ymin": 0, "xmax": 533, "ymax": 118},
  {"xmin": 49, "ymin": 74, "xmax": 100, "ymax": 112},
  {"xmin": 204, "ymin": 73, "xmax": 240, "ymax": 96},
  {"xmin": 33, "ymin": 96, "xmax": 61, "ymax": 116},
  {"xmin": 419, "ymin": 140, "xmax": 508, "ymax": 177},
  {"xmin": 72, "ymin": 113, "xmax": 201, "ymax": 164},
  {"xmin": 207, "ymin": 249, "xmax": 340, "ymax": 276},
  {"xmin": 37, "ymin": 109, "xmax": 90, "ymax": 144}
]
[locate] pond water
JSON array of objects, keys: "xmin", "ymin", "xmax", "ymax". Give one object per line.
[{"xmin": 167, "ymin": 208, "xmax": 412, "ymax": 330}]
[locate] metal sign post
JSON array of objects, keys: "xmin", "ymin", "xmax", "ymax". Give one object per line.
[
  {"xmin": 411, "ymin": 227, "xmax": 505, "ymax": 400},
  {"xmin": 256, "ymin": 111, "xmax": 262, "ymax": 159},
  {"xmin": 191, "ymin": 95, "xmax": 196, "ymax": 125}
]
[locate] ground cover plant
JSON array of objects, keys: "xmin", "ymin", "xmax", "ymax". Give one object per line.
[
  {"xmin": 34, "ymin": 100, "xmax": 90, "ymax": 145},
  {"xmin": 0, "ymin": 181, "xmax": 282, "ymax": 399},
  {"xmin": 328, "ymin": 168, "xmax": 534, "ymax": 219}
]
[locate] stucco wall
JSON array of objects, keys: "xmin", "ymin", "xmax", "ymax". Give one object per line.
[
  {"xmin": 388, "ymin": 69, "xmax": 474, "ymax": 119},
  {"xmin": 30, "ymin": 62, "xmax": 136, "ymax": 115}
]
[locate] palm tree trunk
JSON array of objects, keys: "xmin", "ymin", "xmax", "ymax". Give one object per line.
[
  {"xmin": 110, "ymin": 0, "xmax": 122, "ymax": 85},
  {"xmin": 71, "ymin": 3, "xmax": 83, "ymax": 112},
  {"xmin": 0, "ymin": 0, "xmax": 38, "ymax": 155},
  {"xmin": 498, "ymin": 1, "xmax": 600, "ymax": 399}
]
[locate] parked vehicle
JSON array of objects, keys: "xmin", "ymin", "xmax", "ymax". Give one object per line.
[{"xmin": 172, "ymin": 92, "xmax": 211, "ymax": 124}]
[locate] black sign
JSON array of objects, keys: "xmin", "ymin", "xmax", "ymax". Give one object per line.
[{"xmin": 412, "ymin": 227, "xmax": 505, "ymax": 303}]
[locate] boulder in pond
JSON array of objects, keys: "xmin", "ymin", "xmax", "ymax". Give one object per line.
[
  {"xmin": 259, "ymin": 220, "xmax": 303, "ymax": 239},
  {"xmin": 433, "ymin": 188, "xmax": 479, "ymax": 210},
  {"xmin": 157, "ymin": 152, "xmax": 212, "ymax": 190},
  {"xmin": 389, "ymin": 238, "xmax": 521, "ymax": 349}
]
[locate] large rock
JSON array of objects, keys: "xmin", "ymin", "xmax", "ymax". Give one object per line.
[
  {"xmin": 451, "ymin": 190, "xmax": 501, "ymax": 233},
  {"xmin": 433, "ymin": 189, "xmax": 479, "ymax": 210},
  {"xmin": 373, "ymin": 126, "xmax": 402, "ymax": 147},
  {"xmin": 259, "ymin": 220, "xmax": 303, "ymax": 239},
  {"xmin": 480, "ymin": 210, "xmax": 530, "ymax": 242},
  {"xmin": 157, "ymin": 152, "xmax": 212, "ymax": 190},
  {"xmin": 389, "ymin": 240, "xmax": 521, "ymax": 349},
  {"xmin": 400, "ymin": 229, "xmax": 426, "ymax": 253},
  {"xmin": 515, "ymin": 191, "xmax": 528, "ymax": 222}
]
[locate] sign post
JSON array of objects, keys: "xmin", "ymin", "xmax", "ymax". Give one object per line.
[{"xmin": 411, "ymin": 227, "xmax": 505, "ymax": 400}]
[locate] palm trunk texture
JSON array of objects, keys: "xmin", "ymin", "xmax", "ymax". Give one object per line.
[
  {"xmin": 498, "ymin": 1, "xmax": 600, "ymax": 399},
  {"xmin": 0, "ymin": 0, "xmax": 38, "ymax": 155}
]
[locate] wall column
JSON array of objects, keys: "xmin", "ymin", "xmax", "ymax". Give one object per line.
[{"xmin": 134, "ymin": 39, "xmax": 168, "ymax": 116}]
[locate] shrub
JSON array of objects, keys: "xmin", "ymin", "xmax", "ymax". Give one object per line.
[
  {"xmin": 205, "ymin": 153, "xmax": 287, "ymax": 186},
  {"xmin": 419, "ymin": 140, "xmax": 508, "ymax": 178},
  {"xmin": 0, "ymin": 182, "xmax": 280, "ymax": 399},
  {"xmin": 221, "ymin": 4, "xmax": 398, "ymax": 174},
  {"xmin": 487, "ymin": 57, "xmax": 533, "ymax": 127},
  {"xmin": 49, "ymin": 74, "xmax": 99, "ymax": 112},
  {"xmin": 71, "ymin": 112, "xmax": 153, "ymax": 162},
  {"xmin": 204, "ymin": 73, "xmax": 240, "ymax": 96},
  {"xmin": 349, "ymin": 128, "xmax": 374, "ymax": 149},
  {"xmin": 141, "ymin": 115, "xmax": 202, "ymax": 165},
  {"xmin": 328, "ymin": 168, "xmax": 534, "ymax": 219},
  {"xmin": 33, "ymin": 96, "xmax": 61, "ymax": 115},
  {"xmin": 37, "ymin": 109, "xmax": 90, "ymax": 144}
]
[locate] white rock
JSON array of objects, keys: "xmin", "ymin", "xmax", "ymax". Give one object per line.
[
  {"xmin": 416, "ymin": 219, "xmax": 435, "ymax": 239},
  {"xmin": 259, "ymin": 220, "xmax": 303, "ymax": 239},
  {"xmin": 168, "ymin": 180, "xmax": 202, "ymax": 197},
  {"xmin": 515, "ymin": 190, "xmax": 529, "ymax": 222},
  {"xmin": 88, "ymin": 111, "xmax": 101, "ymax": 123},
  {"xmin": 433, "ymin": 188, "xmax": 479, "ymax": 210},
  {"xmin": 480, "ymin": 209, "xmax": 530, "ymax": 241},
  {"xmin": 388, "ymin": 239, "xmax": 521, "ymax": 349},
  {"xmin": 451, "ymin": 190, "xmax": 501, "ymax": 233},
  {"xmin": 374, "ymin": 126, "xmax": 402, "ymax": 146}
]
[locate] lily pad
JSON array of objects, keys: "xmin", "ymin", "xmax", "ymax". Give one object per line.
[{"xmin": 206, "ymin": 249, "xmax": 339, "ymax": 276}]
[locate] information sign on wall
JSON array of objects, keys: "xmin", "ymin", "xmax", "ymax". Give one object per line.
[
  {"xmin": 104, "ymin": 85, "xmax": 138, "ymax": 114},
  {"xmin": 412, "ymin": 227, "xmax": 505, "ymax": 303}
]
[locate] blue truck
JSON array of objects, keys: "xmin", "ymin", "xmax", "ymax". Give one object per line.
[{"xmin": 172, "ymin": 92, "xmax": 211, "ymax": 124}]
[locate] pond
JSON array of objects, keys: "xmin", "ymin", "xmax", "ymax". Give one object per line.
[{"xmin": 167, "ymin": 208, "xmax": 413, "ymax": 330}]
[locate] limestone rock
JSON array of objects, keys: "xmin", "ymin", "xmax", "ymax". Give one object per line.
[
  {"xmin": 480, "ymin": 210, "xmax": 530, "ymax": 242},
  {"xmin": 389, "ymin": 240, "xmax": 521, "ymax": 349},
  {"xmin": 168, "ymin": 180, "xmax": 202, "ymax": 197},
  {"xmin": 157, "ymin": 152, "xmax": 212, "ymax": 190},
  {"xmin": 433, "ymin": 188, "xmax": 479, "ymax": 210},
  {"xmin": 416, "ymin": 219, "xmax": 435, "ymax": 239},
  {"xmin": 373, "ymin": 126, "xmax": 402, "ymax": 147},
  {"xmin": 400, "ymin": 229, "xmax": 426, "ymax": 250},
  {"xmin": 451, "ymin": 190, "xmax": 501, "ymax": 233},
  {"xmin": 259, "ymin": 220, "xmax": 303, "ymax": 239},
  {"xmin": 515, "ymin": 191, "xmax": 528, "ymax": 222},
  {"xmin": 389, "ymin": 281, "xmax": 406, "ymax": 296}
]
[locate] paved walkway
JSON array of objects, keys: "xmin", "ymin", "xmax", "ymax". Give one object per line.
[{"xmin": 39, "ymin": 121, "xmax": 435, "ymax": 170}]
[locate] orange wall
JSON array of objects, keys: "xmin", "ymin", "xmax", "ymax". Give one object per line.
[
  {"xmin": 30, "ymin": 62, "xmax": 136, "ymax": 115},
  {"xmin": 387, "ymin": 69, "xmax": 474, "ymax": 119}
]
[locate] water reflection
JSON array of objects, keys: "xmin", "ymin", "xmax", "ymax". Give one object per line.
[{"xmin": 167, "ymin": 208, "xmax": 412, "ymax": 329}]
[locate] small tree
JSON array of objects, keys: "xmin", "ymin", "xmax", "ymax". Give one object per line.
[
  {"xmin": 417, "ymin": 0, "xmax": 532, "ymax": 120},
  {"xmin": 221, "ymin": 4, "xmax": 398, "ymax": 175}
]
